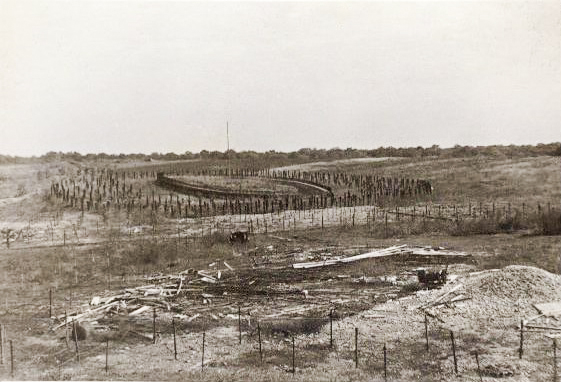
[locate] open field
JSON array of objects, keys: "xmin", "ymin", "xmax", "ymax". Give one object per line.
[{"xmin": 0, "ymin": 153, "xmax": 560, "ymax": 381}]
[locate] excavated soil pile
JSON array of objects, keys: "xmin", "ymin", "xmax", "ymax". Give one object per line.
[
  {"xmin": 426, "ymin": 265, "xmax": 561, "ymax": 329},
  {"xmin": 471, "ymin": 265, "xmax": 561, "ymax": 303}
]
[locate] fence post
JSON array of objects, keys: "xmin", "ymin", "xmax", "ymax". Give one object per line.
[
  {"xmin": 9, "ymin": 340, "xmax": 13, "ymax": 378},
  {"xmin": 258, "ymin": 321, "xmax": 263, "ymax": 364},
  {"xmin": 173, "ymin": 317, "xmax": 177, "ymax": 360},
  {"xmin": 238, "ymin": 305, "xmax": 242, "ymax": 345},
  {"xmin": 554, "ymin": 339, "xmax": 557, "ymax": 382},
  {"xmin": 64, "ymin": 311, "xmax": 69, "ymax": 348},
  {"xmin": 355, "ymin": 327, "xmax": 359, "ymax": 368},
  {"xmin": 153, "ymin": 307, "xmax": 157, "ymax": 344},
  {"xmin": 73, "ymin": 320, "xmax": 80, "ymax": 363},
  {"xmin": 292, "ymin": 336, "xmax": 295, "ymax": 374},
  {"xmin": 450, "ymin": 330, "xmax": 458, "ymax": 374},
  {"xmin": 383, "ymin": 343, "xmax": 387, "ymax": 382},
  {"xmin": 474, "ymin": 351, "xmax": 482, "ymax": 382},
  {"xmin": 0, "ymin": 323, "xmax": 3, "ymax": 365},
  {"xmin": 105, "ymin": 339, "xmax": 109, "ymax": 373},
  {"xmin": 385, "ymin": 213, "xmax": 388, "ymax": 237},
  {"xmin": 201, "ymin": 332, "xmax": 205, "ymax": 371},
  {"xmin": 519, "ymin": 320, "xmax": 524, "ymax": 359},
  {"xmin": 329, "ymin": 309, "xmax": 333, "ymax": 348},
  {"xmin": 424, "ymin": 313, "xmax": 429, "ymax": 351}
]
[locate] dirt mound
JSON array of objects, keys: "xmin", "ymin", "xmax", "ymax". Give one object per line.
[
  {"xmin": 467, "ymin": 265, "xmax": 561, "ymax": 303},
  {"xmin": 425, "ymin": 265, "xmax": 561, "ymax": 329}
]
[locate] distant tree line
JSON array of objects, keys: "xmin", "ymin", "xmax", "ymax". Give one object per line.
[{"xmin": 1, "ymin": 142, "xmax": 560, "ymax": 164}]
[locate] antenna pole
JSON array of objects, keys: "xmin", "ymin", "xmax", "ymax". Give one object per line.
[{"xmin": 227, "ymin": 121, "xmax": 230, "ymax": 176}]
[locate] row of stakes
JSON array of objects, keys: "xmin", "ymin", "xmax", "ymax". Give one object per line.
[{"xmin": 2, "ymin": 292, "xmax": 559, "ymax": 380}]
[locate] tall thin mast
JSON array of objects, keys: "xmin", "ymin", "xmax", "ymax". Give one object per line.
[{"xmin": 227, "ymin": 121, "xmax": 230, "ymax": 176}]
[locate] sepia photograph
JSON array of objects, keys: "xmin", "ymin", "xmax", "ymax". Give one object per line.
[{"xmin": 0, "ymin": 0, "xmax": 560, "ymax": 380}]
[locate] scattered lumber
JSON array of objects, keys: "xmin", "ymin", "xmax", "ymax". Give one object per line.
[
  {"xmin": 292, "ymin": 244, "xmax": 468, "ymax": 269},
  {"xmin": 422, "ymin": 283, "xmax": 464, "ymax": 309},
  {"xmin": 410, "ymin": 248, "xmax": 471, "ymax": 257},
  {"xmin": 363, "ymin": 314, "xmax": 385, "ymax": 319},
  {"xmin": 340, "ymin": 245, "xmax": 408, "ymax": 263},
  {"xmin": 525, "ymin": 325, "xmax": 561, "ymax": 331},
  {"xmin": 223, "ymin": 261, "xmax": 234, "ymax": 271},
  {"xmin": 534, "ymin": 302, "xmax": 561, "ymax": 317},
  {"xmin": 130, "ymin": 306, "xmax": 151, "ymax": 316},
  {"xmin": 292, "ymin": 245, "xmax": 407, "ymax": 269},
  {"xmin": 51, "ymin": 261, "xmax": 229, "ymax": 333}
]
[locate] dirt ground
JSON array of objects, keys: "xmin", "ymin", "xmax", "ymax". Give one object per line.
[{"xmin": 0, "ymin": 157, "xmax": 560, "ymax": 381}]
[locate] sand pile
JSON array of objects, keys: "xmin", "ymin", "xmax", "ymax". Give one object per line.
[
  {"xmin": 426, "ymin": 265, "xmax": 561, "ymax": 328},
  {"xmin": 467, "ymin": 265, "xmax": 561, "ymax": 303}
]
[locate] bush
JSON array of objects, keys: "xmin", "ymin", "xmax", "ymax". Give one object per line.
[
  {"xmin": 535, "ymin": 210, "xmax": 561, "ymax": 235},
  {"xmin": 449, "ymin": 214, "xmax": 527, "ymax": 236}
]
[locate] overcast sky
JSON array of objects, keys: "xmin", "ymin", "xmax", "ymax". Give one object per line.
[{"xmin": 1, "ymin": 1, "xmax": 560, "ymax": 156}]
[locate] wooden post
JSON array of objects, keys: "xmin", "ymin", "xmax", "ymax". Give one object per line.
[
  {"xmin": 258, "ymin": 321, "xmax": 263, "ymax": 364},
  {"xmin": 554, "ymin": 339, "xmax": 557, "ymax": 382},
  {"xmin": 383, "ymin": 343, "xmax": 387, "ymax": 382},
  {"xmin": 519, "ymin": 320, "xmax": 524, "ymax": 359},
  {"xmin": 329, "ymin": 309, "xmax": 333, "ymax": 348},
  {"xmin": 424, "ymin": 313, "xmax": 429, "ymax": 351},
  {"xmin": 450, "ymin": 330, "xmax": 457, "ymax": 374},
  {"xmin": 0, "ymin": 323, "xmax": 3, "ymax": 365},
  {"xmin": 9, "ymin": 339, "xmax": 13, "ymax": 378},
  {"xmin": 73, "ymin": 320, "xmax": 80, "ymax": 363},
  {"xmin": 385, "ymin": 213, "xmax": 388, "ymax": 237},
  {"xmin": 49, "ymin": 289, "xmax": 52, "ymax": 318},
  {"xmin": 105, "ymin": 339, "xmax": 109, "ymax": 373},
  {"xmin": 64, "ymin": 311, "xmax": 69, "ymax": 348},
  {"xmin": 238, "ymin": 305, "xmax": 242, "ymax": 345},
  {"xmin": 173, "ymin": 317, "xmax": 177, "ymax": 360},
  {"xmin": 153, "ymin": 307, "xmax": 157, "ymax": 344},
  {"xmin": 474, "ymin": 351, "xmax": 482, "ymax": 382},
  {"xmin": 292, "ymin": 336, "xmax": 295, "ymax": 374},
  {"xmin": 201, "ymin": 332, "xmax": 205, "ymax": 371},
  {"xmin": 355, "ymin": 327, "xmax": 359, "ymax": 368}
]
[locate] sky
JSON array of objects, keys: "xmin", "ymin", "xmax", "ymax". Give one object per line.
[{"xmin": 0, "ymin": 1, "xmax": 560, "ymax": 156}]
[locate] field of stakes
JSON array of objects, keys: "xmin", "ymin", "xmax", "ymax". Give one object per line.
[{"xmin": 0, "ymin": 154, "xmax": 560, "ymax": 381}]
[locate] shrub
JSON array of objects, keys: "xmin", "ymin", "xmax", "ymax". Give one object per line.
[{"xmin": 535, "ymin": 210, "xmax": 561, "ymax": 235}]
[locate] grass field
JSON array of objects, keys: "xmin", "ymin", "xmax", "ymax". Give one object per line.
[{"xmin": 0, "ymin": 153, "xmax": 560, "ymax": 381}]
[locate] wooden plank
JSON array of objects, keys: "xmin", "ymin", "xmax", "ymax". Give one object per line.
[
  {"xmin": 293, "ymin": 245, "xmax": 408, "ymax": 269},
  {"xmin": 130, "ymin": 306, "xmax": 151, "ymax": 316},
  {"xmin": 223, "ymin": 261, "xmax": 234, "ymax": 271},
  {"xmin": 176, "ymin": 277, "xmax": 183, "ymax": 296},
  {"xmin": 53, "ymin": 301, "xmax": 120, "ymax": 330},
  {"xmin": 422, "ymin": 283, "xmax": 464, "ymax": 309},
  {"xmin": 339, "ymin": 245, "xmax": 408, "ymax": 263},
  {"xmin": 534, "ymin": 302, "xmax": 561, "ymax": 317},
  {"xmin": 525, "ymin": 325, "xmax": 561, "ymax": 331}
]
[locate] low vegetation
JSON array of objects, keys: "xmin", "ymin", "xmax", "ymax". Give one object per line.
[{"xmin": 0, "ymin": 146, "xmax": 560, "ymax": 381}]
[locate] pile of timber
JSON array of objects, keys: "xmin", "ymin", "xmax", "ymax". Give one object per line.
[
  {"xmin": 52, "ymin": 262, "xmax": 235, "ymax": 331},
  {"xmin": 292, "ymin": 245, "xmax": 472, "ymax": 269}
]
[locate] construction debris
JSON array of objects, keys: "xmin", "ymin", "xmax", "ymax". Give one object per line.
[
  {"xmin": 51, "ymin": 263, "xmax": 233, "ymax": 332},
  {"xmin": 292, "ymin": 245, "xmax": 471, "ymax": 269}
]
